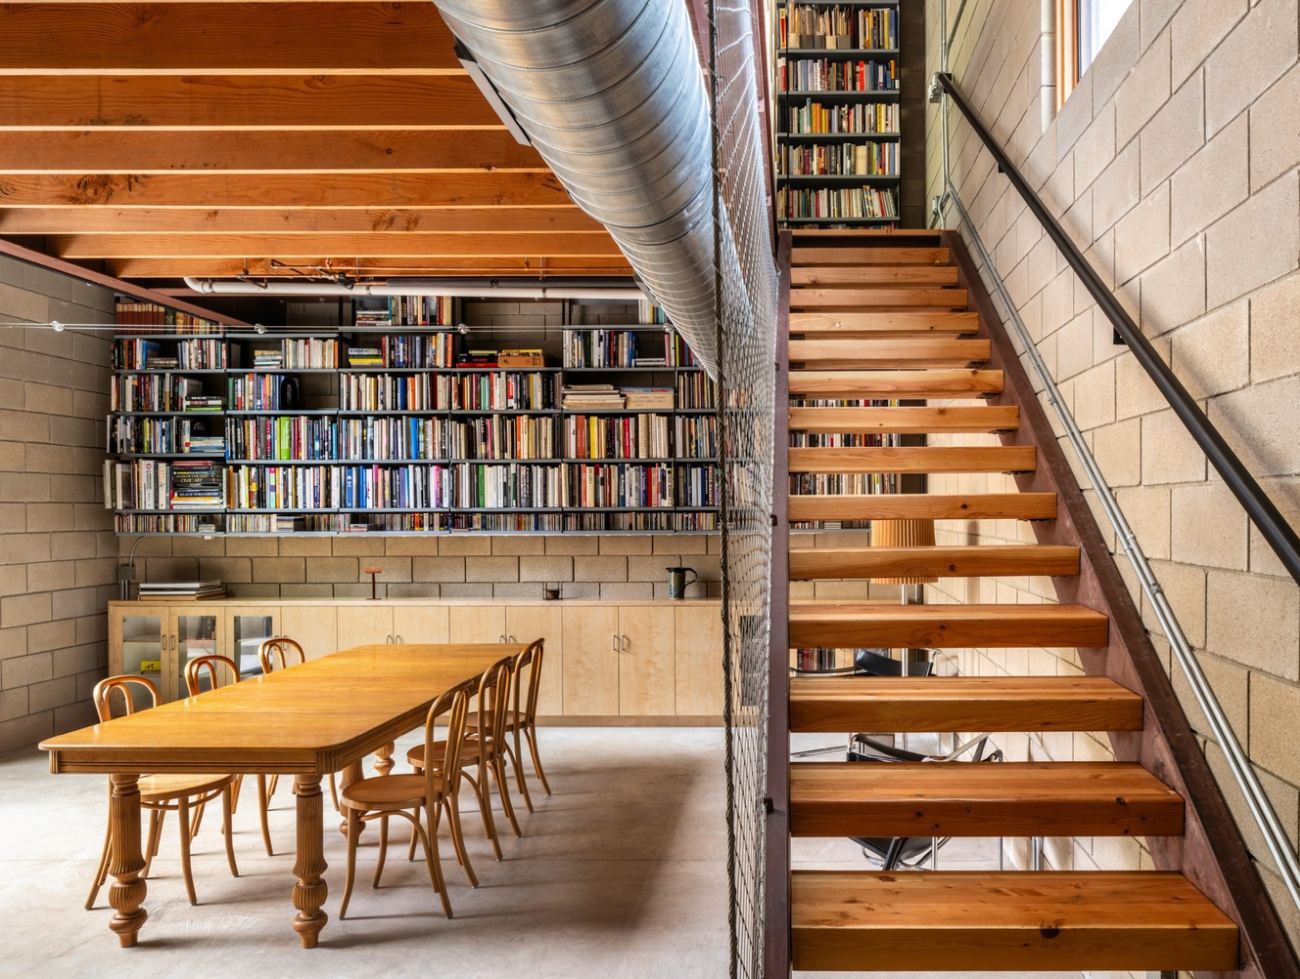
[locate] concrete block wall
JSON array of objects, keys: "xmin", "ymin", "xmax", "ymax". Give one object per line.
[
  {"xmin": 925, "ymin": 0, "xmax": 1300, "ymax": 943},
  {"xmin": 0, "ymin": 255, "xmax": 116, "ymax": 752}
]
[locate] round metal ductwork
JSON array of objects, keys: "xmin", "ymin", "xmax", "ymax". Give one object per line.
[{"xmin": 431, "ymin": 0, "xmax": 723, "ymax": 374}]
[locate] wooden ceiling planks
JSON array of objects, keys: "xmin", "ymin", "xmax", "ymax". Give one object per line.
[{"xmin": 0, "ymin": 2, "xmax": 633, "ymax": 279}]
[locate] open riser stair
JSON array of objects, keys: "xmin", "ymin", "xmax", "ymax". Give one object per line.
[{"xmin": 774, "ymin": 228, "xmax": 1300, "ymax": 977}]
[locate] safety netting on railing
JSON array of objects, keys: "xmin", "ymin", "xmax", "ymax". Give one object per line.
[{"xmin": 707, "ymin": 0, "xmax": 779, "ymax": 975}]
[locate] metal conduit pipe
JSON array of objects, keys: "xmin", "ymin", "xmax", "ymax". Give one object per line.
[
  {"xmin": 181, "ymin": 276, "xmax": 644, "ymax": 301},
  {"xmin": 429, "ymin": 0, "xmax": 727, "ymax": 374}
]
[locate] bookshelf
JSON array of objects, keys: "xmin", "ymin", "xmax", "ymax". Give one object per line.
[
  {"xmin": 774, "ymin": 0, "xmax": 902, "ymax": 227},
  {"xmin": 105, "ymin": 298, "xmax": 721, "ymax": 537}
]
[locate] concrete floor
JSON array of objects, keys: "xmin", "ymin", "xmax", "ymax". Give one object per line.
[{"xmin": 0, "ymin": 727, "xmax": 1089, "ymax": 979}]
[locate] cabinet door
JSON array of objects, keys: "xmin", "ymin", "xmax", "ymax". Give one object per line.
[
  {"xmin": 336, "ymin": 605, "xmax": 394, "ymax": 651},
  {"xmin": 617, "ymin": 605, "xmax": 676, "ymax": 716},
  {"xmin": 674, "ymin": 605, "xmax": 725, "ymax": 717},
  {"xmin": 172, "ymin": 609, "xmax": 225, "ymax": 701},
  {"xmin": 506, "ymin": 605, "xmax": 563, "ymax": 716},
  {"xmin": 110, "ymin": 604, "xmax": 171, "ymax": 708},
  {"xmin": 225, "ymin": 606, "xmax": 278, "ymax": 680},
  {"xmin": 561, "ymin": 606, "xmax": 619, "ymax": 716},
  {"xmin": 392, "ymin": 604, "xmax": 450, "ymax": 645},
  {"xmin": 281, "ymin": 604, "xmax": 338, "ymax": 661},
  {"xmin": 448, "ymin": 604, "xmax": 507, "ymax": 644}
]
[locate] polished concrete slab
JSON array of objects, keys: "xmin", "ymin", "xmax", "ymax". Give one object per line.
[
  {"xmin": 0, "ymin": 728, "xmax": 730, "ymax": 979},
  {"xmin": 1, "ymin": 727, "xmax": 1088, "ymax": 979}
]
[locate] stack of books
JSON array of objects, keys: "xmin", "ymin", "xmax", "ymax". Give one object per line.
[
  {"xmin": 347, "ymin": 347, "xmax": 384, "ymax": 368},
  {"xmin": 181, "ymin": 420, "xmax": 224, "ymax": 456},
  {"xmin": 252, "ymin": 347, "xmax": 283, "ymax": 369},
  {"xmin": 562, "ymin": 384, "xmax": 625, "ymax": 410},
  {"xmin": 457, "ymin": 349, "xmax": 499, "ymax": 368},
  {"xmin": 139, "ymin": 580, "xmax": 226, "ymax": 601},
  {"xmin": 170, "ymin": 459, "xmax": 224, "ymax": 508},
  {"xmin": 183, "ymin": 394, "xmax": 224, "ymax": 413},
  {"xmin": 354, "ymin": 309, "xmax": 393, "ymax": 329},
  {"xmin": 623, "ymin": 386, "xmax": 674, "ymax": 410}
]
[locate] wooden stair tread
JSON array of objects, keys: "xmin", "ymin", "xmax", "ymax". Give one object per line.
[
  {"xmin": 791, "ymin": 286, "xmax": 970, "ymax": 309},
  {"xmin": 788, "ymin": 544, "xmax": 1080, "ymax": 580},
  {"xmin": 791, "ymin": 246, "xmax": 950, "ymax": 266},
  {"xmin": 789, "ymin": 761, "xmax": 1183, "ymax": 837},
  {"xmin": 788, "ymin": 445, "xmax": 1035, "ymax": 474},
  {"xmin": 788, "ymin": 491, "xmax": 1057, "ymax": 521},
  {"xmin": 788, "ymin": 602, "xmax": 1109, "ymax": 648},
  {"xmin": 788, "ymin": 368, "xmax": 1002, "ymax": 398},
  {"xmin": 787, "ymin": 406, "xmax": 1017, "ymax": 435},
  {"xmin": 789, "ymin": 310, "xmax": 978, "ymax": 334},
  {"xmin": 788, "ymin": 338, "xmax": 990, "ymax": 368},
  {"xmin": 788, "ymin": 675, "xmax": 1144, "ymax": 732},
  {"xmin": 792, "ymin": 265, "xmax": 959, "ymax": 286},
  {"xmin": 790, "ymin": 871, "xmax": 1239, "ymax": 972}
]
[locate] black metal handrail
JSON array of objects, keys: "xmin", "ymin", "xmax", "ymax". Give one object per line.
[{"xmin": 934, "ymin": 71, "xmax": 1300, "ymax": 586}]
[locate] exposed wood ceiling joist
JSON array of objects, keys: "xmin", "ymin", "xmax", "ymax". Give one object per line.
[
  {"xmin": 0, "ymin": 2, "xmax": 635, "ymax": 281},
  {"xmin": 0, "ymin": 131, "xmax": 547, "ymax": 172},
  {"xmin": 0, "ymin": 3, "xmax": 461, "ymax": 75},
  {"xmin": 0, "ymin": 208, "xmax": 602, "ymax": 235},
  {"xmin": 50, "ymin": 232, "xmax": 627, "ymax": 259}
]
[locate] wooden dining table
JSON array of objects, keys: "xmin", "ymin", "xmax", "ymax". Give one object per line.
[{"xmin": 40, "ymin": 642, "xmax": 523, "ymax": 950}]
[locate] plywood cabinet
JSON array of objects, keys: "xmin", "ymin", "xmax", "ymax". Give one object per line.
[
  {"xmin": 674, "ymin": 605, "xmax": 725, "ymax": 716},
  {"xmin": 506, "ymin": 605, "xmax": 563, "ymax": 715},
  {"xmin": 562, "ymin": 605, "xmax": 620, "ymax": 716},
  {"xmin": 618, "ymin": 605, "xmax": 676, "ymax": 716},
  {"xmin": 448, "ymin": 604, "xmax": 507, "ymax": 643},
  {"xmin": 109, "ymin": 599, "xmax": 722, "ymax": 721}
]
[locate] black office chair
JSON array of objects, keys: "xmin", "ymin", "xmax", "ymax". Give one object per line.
[{"xmin": 847, "ymin": 732, "xmax": 1004, "ymax": 869}]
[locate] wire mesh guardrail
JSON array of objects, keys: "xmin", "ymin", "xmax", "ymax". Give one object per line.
[{"xmin": 708, "ymin": 0, "xmax": 779, "ymax": 975}]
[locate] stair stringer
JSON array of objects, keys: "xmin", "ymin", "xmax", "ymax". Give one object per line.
[{"xmin": 946, "ymin": 230, "xmax": 1300, "ymax": 979}]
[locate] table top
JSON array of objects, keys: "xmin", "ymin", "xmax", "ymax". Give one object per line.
[{"xmin": 40, "ymin": 643, "xmax": 520, "ymax": 776}]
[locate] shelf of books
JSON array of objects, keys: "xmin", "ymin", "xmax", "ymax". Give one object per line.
[
  {"xmin": 104, "ymin": 296, "xmax": 721, "ymax": 536},
  {"xmin": 775, "ymin": 0, "xmax": 902, "ymax": 227}
]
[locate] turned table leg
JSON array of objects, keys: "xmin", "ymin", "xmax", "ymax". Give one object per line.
[
  {"xmin": 373, "ymin": 741, "xmax": 395, "ymax": 777},
  {"xmin": 291, "ymin": 774, "xmax": 328, "ymax": 948},
  {"xmin": 107, "ymin": 773, "xmax": 147, "ymax": 948}
]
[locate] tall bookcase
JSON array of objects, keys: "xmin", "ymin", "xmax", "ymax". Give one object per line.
[
  {"xmin": 105, "ymin": 299, "xmax": 720, "ymax": 537},
  {"xmin": 774, "ymin": 0, "xmax": 902, "ymax": 228}
]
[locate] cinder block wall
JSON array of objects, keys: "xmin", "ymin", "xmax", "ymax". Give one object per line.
[
  {"xmin": 0, "ymin": 256, "xmax": 116, "ymax": 752},
  {"xmin": 925, "ymin": 0, "xmax": 1300, "ymax": 943}
]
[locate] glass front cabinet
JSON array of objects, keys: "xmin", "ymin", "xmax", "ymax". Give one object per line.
[{"xmin": 109, "ymin": 605, "xmax": 225, "ymax": 702}]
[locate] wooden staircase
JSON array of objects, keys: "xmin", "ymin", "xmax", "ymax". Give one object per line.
[{"xmin": 776, "ymin": 229, "xmax": 1256, "ymax": 975}]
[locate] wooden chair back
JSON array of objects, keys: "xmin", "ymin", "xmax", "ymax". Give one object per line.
[
  {"xmin": 512, "ymin": 639, "xmax": 545, "ymax": 725},
  {"xmin": 258, "ymin": 636, "xmax": 306, "ymax": 674},
  {"xmin": 184, "ymin": 654, "xmax": 240, "ymax": 696},
  {"xmin": 474, "ymin": 656, "xmax": 514, "ymax": 751},
  {"xmin": 421, "ymin": 678, "xmax": 473, "ymax": 800},
  {"xmin": 92, "ymin": 674, "xmax": 160, "ymax": 722}
]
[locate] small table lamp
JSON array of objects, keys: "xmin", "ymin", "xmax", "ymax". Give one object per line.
[
  {"xmin": 869, "ymin": 518, "xmax": 938, "ymax": 588},
  {"xmin": 363, "ymin": 566, "xmax": 383, "ymax": 601}
]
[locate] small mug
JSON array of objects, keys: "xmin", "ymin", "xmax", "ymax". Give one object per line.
[{"xmin": 666, "ymin": 566, "xmax": 698, "ymax": 599}]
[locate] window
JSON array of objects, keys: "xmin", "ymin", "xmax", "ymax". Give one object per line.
[{"xmin": 1055, "ymin": 0, "xmax": 1133, "ymax": 109}]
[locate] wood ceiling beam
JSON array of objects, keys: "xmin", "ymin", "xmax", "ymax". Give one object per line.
[
  {"xmin": 107, "ymin": 257, "xmax": 636, "ymax": 278},
  {"xmin": 0, "ymin": 131, "xmax": 546, "ymax": 173},
  {"xmin": 0, "ymin": 173, "xmax": 573, "ymax": 208},
  {"xmin": 0, "ymin": 207, "xmax": 602, "ymax": 235},
  {"xmin": 49, "ymin": 233, "xmax": 627, "ymax": 259},
  {"xmin": 0, "ymin": 76, "xmax": 497, "ymax": 130},
  {"xmin": 0, "ymin": 3, "xmax": 461, "ymax": 75}
]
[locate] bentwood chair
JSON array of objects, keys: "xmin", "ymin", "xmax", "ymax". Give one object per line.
[
  {"xmin": 85, "ymin": 675, "xmax": 239, "ymax": 909},
  {"xmin": 466, "ymin": 639, "xmax": 551, "ymax": 811},
  {"xmin": 409, "ymin": 656, "xmax": 520, "ymax": 865},
  {"xmin": 183, "ymin": 654, "xmax": 274, "ymax": 856},
  {"xmin": 339, "ymin": 679, "xmax": 474, "ymax": 920}
]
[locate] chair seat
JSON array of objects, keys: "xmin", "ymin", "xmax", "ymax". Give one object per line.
[
  {"xmin": 407, "ymin": 737, "xmax": 487, "ymax": 770},
  {"xmin": 340, "ymin": 773, "xmax": 439, "ymax": 811},
  {"xmin": 139, "ymin": 773, "xmax": 235, "ymax": 803}
]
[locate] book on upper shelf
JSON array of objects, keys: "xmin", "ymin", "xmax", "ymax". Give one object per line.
[
  {"xmin": 778, "ymin": 3, "xmax": 898, "ymax": 50},
  {"xmin": 353, "ymin": 295, "xmax": 456, "ymax": 328},
  {"xmin": 115, "ymin": 299, "xmax": 220, "ymax": 335}
]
